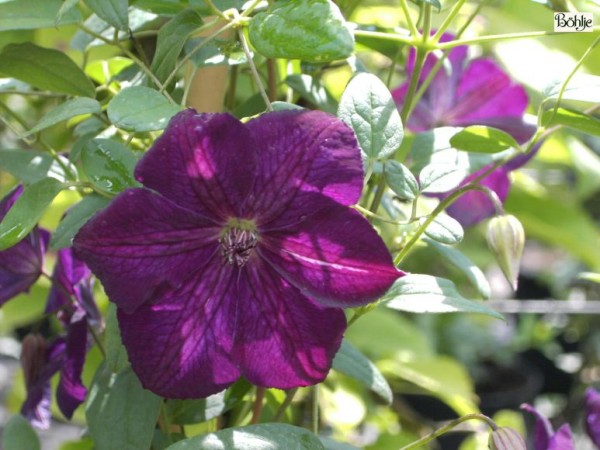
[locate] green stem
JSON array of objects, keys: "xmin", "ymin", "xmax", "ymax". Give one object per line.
[
  {"xmin": 432, "ymin": 0, "xmax": 466, "ymax": 42},
  {"xmin": 160, "ymin": 403, "xmax": 174, "ymax": 445},
  {"xmin": 352, "ymin": 29, "xmax": 414, "ymax": 46},
  {"xmin": 238, "ymin": 27, "xmax": 273, "ymax": 111},
  {"xmin": 399, "ymin": 0, "xmax": 419, "ymax": 37},
  {"xmin": 273, "ymin": 388, "xmax": 299, "ymax": 422},
  {"xmin": 311, "ymin": 385, "xmax": 319, "ymax": 435},
  {"xmin": 399, "ymin": 413, "xmax": 497, "ymax": 450},
  {"xmin": 394, "ymin": 183, "xmax": 502, "ymax": 265},
  {"xmin": 204, "ymin": 0, "xmax": 227, "ymax": 18},
  {"xmin": 251, "ymin": 387, "xmax": 265, "ymax": 424}
]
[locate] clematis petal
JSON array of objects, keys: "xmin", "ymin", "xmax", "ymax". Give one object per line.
[
  {"xmin": 232, "ymin": 257, "xmax": 346, "ymax": 388},
  {"xmin": 259, "ymin": 202, "xmax": 401, "ymax": 307},
  {"xmin": 117, "ymin": 259, "xmax": 240, "ymax": 398},
  {"xmin": 73, "ymin": 188, "xmax": 221, "ymax": 313},
  {"xmin": 547, "ymin": 424, "xmax": 574, "ymax": 450},
  {"xmin": 444, "ymin": 168, "xmax": 510, "ymax": 227},
  {"xmin": 585, "ymin": 387, "xmax": 600, "ymax": 448},
  {"xmin": 446, "ymin": 58, "xmax": 529, "ymax": 127},
  {"xmin": 521, "ymin": 403, "xmax": 553, "ymax": 450},
  {"xmin": 57, "ymin": 310, "xmax": 88, "ymax": 419},
  {"xmin": 0, "ymin": 186, "xmax": 48, "ymax": 306},
  {"xmin": 244, "ymin": 110, "xmax": 363, "ymax": 228},
  {"xmin": 135, "ymin": 109, "xmax": 257, "ymax": 221},
  {"xmin": 46, "ymin": 247, "xmax": 91, "ymax": 314}
]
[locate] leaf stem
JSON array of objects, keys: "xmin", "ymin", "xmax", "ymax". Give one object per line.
[
  {"xmin": 399, "ymin": 413, "xmax": 497, "ymax": 450},
  {"xmin": 399, "ymin": 0, "xmax": 419, "ymax": 37},
  {"xmin": 237, "ymin": 27, "xmax": 273, "ymax": 111},
  {"xmin": 311, "ymin": 385, "xmax": 319, "ymax": 435},
  {"xmin": 251, "ymin": 387, "xmax": 265, "ymax": 424},
  {"xmin": 273, "ymin": 388, "xmax": 299, "ymax": 422},
  {"xmin": 432, "ymin": 0, "xmax": 467, "ymax": 42}
]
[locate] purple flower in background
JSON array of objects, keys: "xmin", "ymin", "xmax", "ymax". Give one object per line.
[
  {"xmin": 393, "ymin": 34, "xmax": 537, "ymax": 226},
  {"xmin": 585, "ymin": 387, "xmax": 600, "ymax": 448},
  {"xmin": 521, "ymin": 403, "xmax": 575, "ymax": 450},
  {"xmin": 0, "ymin": 185, "xmax": 49, "ymax": 305},
  {"xmin": 21, "ymin": 248, "xmax": 98, "ymax": 428},
  {"xmin": 74, "ymin": 109, "xmax": 402, "ymax": 398}
]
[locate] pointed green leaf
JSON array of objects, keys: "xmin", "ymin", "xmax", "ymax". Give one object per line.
[
  {"xmin": 338, "ymin": 73, "xmax": 404, "ymax": 161},
  {"xmin": 107, "ymin": 86, "xmax": 181, "ymax": 132},
  {"xmin": 0, "ymin": 178, "xmax": 64, "ymax": 250},
  {"xmin": 165, "ymin": 392, "xmax": 228, "ymax": 425},
  {"xmin": 332, "ymin": 340, "xmax": 393, "ymax": 404},
  {"xmin": 0, "ymin": 150, "xmax": 72, "ymax": 183},
  {"xmin": 151, "ymin": 9, "xmax": 203, "ymax": 83},
  {"xmin": 104, "ymin": 304, "xmax": 129, "ymax": 373},
  {"xmin": 249, "ymin": 0, "xmax": 354, "ymax": 63},
  {"xmin": 425, "ymin": 238, "xmax": 491, "ymax": 299},
  {"xmin": 450, "ymin": 126, "xmax": 520, "ymax": 154},
  {"xmin": 56, "ymin": 0, "xmax": 81, "ymax": 25},
  {"xmin": 0, "ymin": 0, "xmax": 80, "ymax": 30},
  {"xmin": 423, "ymin": 214, "xmax": 464, "ymax": 245},
  {"xmin": 86, "ymin": 364, "xmax": 162, "ymax": 450},
  {"xmin": 2, "ymin": 415, "xmax": 40, "ymax": 450},
  {"xmin": 384, "ymin": 160, "xmax": 419, "ymax": 200},
  {"xmin": 0, "ymin": 43, "xmax": 95, "ymax": 97},
  {"xmin": 418, "ymin": 163, "xmax": 464, "ymax": 193},
  {"xmin": 166, "ymin": 423, "xmax": 325, "ymax": 450},
  {"xmin": 50, "ymin": 194, "xmax": 111, "ymax": 250},
  {"xmin": 81, "ymin": 139, "xmax": 140, "ymax": 194},
  {"xmin": 541, "ymin": 107, "xmax": 600, "ymax": 136},
  {"xmin": 382, "ymin": 274, "xmax": 503, "ymax": 319},
  {"xmin": 84, "ymin": 0, "xmax": 129, "ymax": 30},
  {"xmin": 29, "ymin": 98, "xmax": 101, "ymax": 135}
]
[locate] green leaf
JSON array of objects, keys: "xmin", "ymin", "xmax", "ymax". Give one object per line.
[
  {"xmin": 81, "ymin": 139, "xmax": 140, "ymax": 194},
  {"xmin": 249, "ymin": 0, "xmax": 354, "ymax": 63},
  {"xmin": 384, "ymin": 160, "xmax": 419, "ymax": 200},
  {"xmin": 186, "ymin": 38, "xmax": 247, "ymax": 68},
  {"xmin": 338, "ymin": 73, "xmax": 404, "ymax": 161},
  {"xmin": 29, "ymin": 98, "xmax": 101, "ymax": 135},
  {"xmin": 86, "ymin": 365, "xmax": 162, "ymax": 450},
  {"xmin": 56, "ymin": 0, "xmax": 81, "ymax": 25},
  {"xmin": 85, "ymin": 57, "xmax": 134, "ymax": 85},
  {"xmin": 0, "ymin": 150, "xmax": 72, "ymax": 183},
  {"xmin": 285, "ymin": 74, "xmax": 337, "ymax": 114},
  {"xmin": 83, "ymin": 0, "xmax": 129, "ymax": 30},
  {"xmin": 418, "ymin": 163, "xmax": 464, "ymax": 193},
  {"xmin": 166, "ymin": 423, "xmax": 325, "ymax": 450},
  {"xmin": 2, "ymin": 415, "xmax": 40, "ymax": 450},
  {"xmin": 541, "ymin": 107, "xmax": 600, "ymax": 136},
  {"xmin": 0, "ymin": 0, "xmax": 80, "ymax": 30},
  {"xmin": 0, "ymin": 43, "xmax": 95, "ymax": 97},
  {"xmin": 450, "ymin": 125, "xmax": 520, "ymax": 154},
  {"xmin": 107, "ymin": 86, "xmax": 181, "ymax": 132},
  {"xmin": 423, "ymin": 214, "xmax": 464, "ymax": 245},
  {"xmin": 50, "ymin": 194, "xmax": 111, "ymax": 250},
  {"xmin": 104, "ymin": 304, "xmax": 129, "ymax": 373},
  {"xmin": 332, "ymin": 340, "xmax": 393, "ymax": 404},
  {"xmin": 425, "ymin": 238, "xmax": 491, "ymax": 299},
  {"xmin": 151, "ymin": 9, "xmax": 203, "ymax": 83},
  {"xmin": 0, "ymin": 178, "xmax": 64, "ymax": 251},
  {"xmin": 165, "ymin": 392, "xmax": 228, "ymax": 425},
  {"xmin": 382, "ymin": 274, "xmax": 503, "ymax": 319}
]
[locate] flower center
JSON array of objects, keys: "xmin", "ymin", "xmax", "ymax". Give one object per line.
[{"xmin": 220, "ymin": 219, "xmax": 258, "ymax": 267}]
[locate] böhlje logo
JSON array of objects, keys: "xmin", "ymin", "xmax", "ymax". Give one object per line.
[{"xmin": 554, "ymin": 12, "xmax": 594, "ymax": 32}]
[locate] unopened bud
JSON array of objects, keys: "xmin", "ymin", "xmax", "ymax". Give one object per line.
[
  {"xmin": 20, "ymin": 333, "xmax": 47, "ymax": 387},
  {"xmin": 488, "ymin": 427, "xmax": 526, "ymax": 450},
  {"xmin": 486, "ymin": 214, "xmax": 525, "ymax": 290}
]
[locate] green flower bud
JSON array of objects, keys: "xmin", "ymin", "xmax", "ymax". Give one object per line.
[
  {"xmin": 488, "ymin": 427, "xmax": 526, "ymax": 450},
  {"xmin": 486, "ymin": 214, "xmax": 525, "ymax": 290}
]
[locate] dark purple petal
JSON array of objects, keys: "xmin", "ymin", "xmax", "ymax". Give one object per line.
[
  {"xmin": 259, "ymin": 203, "xmax": 401, "ymax": 307},
  {"xmin": 232, "ymin": 257, "xmax": 346, "ymax": 388},
  {"xmin": 244, "ymin": 110, "xmax": 363, "ymax": 228},
  {"xmin": 444, "ymin": 168, "xmax": 510, "ymax": 226},
  {"xmin": 446, "ymin": 58, "xmax": 528, "ymax": 127},
  {"xmin": 585, "ymin": 388, "xmax": 600, "ymax": 448},
  {"xmin": 46, "ymin": 247, "xmax": 91, "ymax": 314},
  {"xmin": 521, "ymin": 403, "xmax": 553, "ymax": 450},
  {"xmin": 57, "ymin": 310, "xmax": 88, "ymax": 419},
  {"xmin": 117, "ymin": 260, "xmax": 240, "ymax": 398},
  {"xmin": 0, "ymin": 186, "xmax": 48, "ymax": 306},
  {"xmin": 74, "ymin": 188, "xmax": 221, "ymax": 313},
  {"xmin": 21, "ymin": 338, "xmax": 66, "ymax": 429},
  {"xmin": 547, "ymin": 424, "xmax": 574, "ymax": 450},
  {"xmin": 135, "ymin": 109, "xmax": 257, "ymax": 222}
]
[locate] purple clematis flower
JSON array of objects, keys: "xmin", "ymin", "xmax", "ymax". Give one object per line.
[
  {"xmin": 0, "ymin": 185, "xmax": 49, "ymax": 304},
  {"xmin": 73, "ymin": 109, "xmax": 402, "ymax": 398},
  {"xmin": 393, "ymin": 34, "xmax": 537, "ymax": 226},
  {"xmin": 585, "ymin": 387, "xmax": 600, "ymax": 448},
  {"xmin": 521, "ymin": 403, "xmax": 574, "ymax": 450},
  {"xmin": 21, "ymin": 248, "xmax": 98, "ymax": 428}
]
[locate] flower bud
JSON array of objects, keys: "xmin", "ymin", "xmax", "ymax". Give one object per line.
[
  {"xmin": 486, "ymin": 214, "xmax": 525, "ymax": 290},
  {"xmin": 488, "ymin": 427, "xmax": 526, "ymax": 450},
  {"xmin": 20, "ymin": 333, "xmax": 47, "ymax": 387}
]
